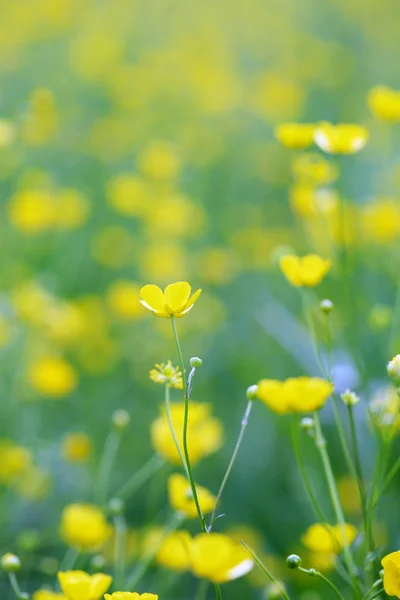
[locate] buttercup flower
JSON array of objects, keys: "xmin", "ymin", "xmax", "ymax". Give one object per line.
[
  {"xmin": 168, "ymin": 473, "xmax": 216, "ymax": 518},
  {"xmin": 60, "ymin": 504, "xmax": 111, "ymax": 551},
  {"xmin": 0, "ymin": 441, "xmax": 32, "ymax": 484},
  {"xmin": 151, "ymin": 402, "xmax": 223, "ymax": 465},
  {"xmin": 314, "ymin": 123, "xmax": 368, "ymax": 154},
  {"xmin": 140, "ymin": 282, "xmax": 201, "ymax": 318},
  {"xmin": 382, "ymin": 551, "xmax": 400, "ymax": 597},
  {"xmin": 156, "ymin": 531, "xmax": 191, "ymax": 572},
  {"xmin": 368, "ymin": 86, "xmax": 400, "ymax": 121},
  {"xmin": 62, "ymin": 433, "xmax": 92, "ymax": 463},
  {"xmin": 302, "ymin": 523, "xmax": 357, "ymax": 554},
  {"xmin": 291, "ymin": 153, "xmax": 338, "ymax": 185},
  {"xmin": 189, "ymin": 533, "xmax": 253, "ymax": 583},
  {"xmin": 149, "ymin": 361, "xmax": 183, "ymax": 389},
  {"xmin": 28, "ymin": 356, "xmax": 78, "ymax": 398},
  {"xmin": 257, "ymin": 377, "xmax": 334, "ymax": 414},
  {"xmin": 279, "ymin": 254, "xmax": 331, "ymax": 287},
  {"xmin": 34, "ymin": 592, "xmax": 67, "ymax": 600},
  {"xmin": 105, "ymin": 594, "xmax": 158, "ymax": 600},
  {"xmin": 58, "ymin": 571, "xmax": 112, "ymax": 600},
  {"xmin": 274, "ymin": 123, "xmax": 316, "ymax": 149}
]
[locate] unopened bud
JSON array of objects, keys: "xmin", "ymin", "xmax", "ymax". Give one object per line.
[
  {"xmin": 112, "ymin": 409, "xmax": 130, "ymax": 431},
  {"xmin": 190, "ymin": 357, "xmax": 202, "ymax": 368},
  {"xmin": 1, "ymin": 553, "xmax": 21, "ymax": 572},
  {"xmin": 286, "ymin": 554, "xmax": 301, "ymax": 569},
  {"xmin": 340, "ymin": 389, "xmax": 360, "ymax": 406},
  {"xmin": 246, "ymin": 385, "xmax": 259, "ymax": 401},
  {"xmin": 320, "ymin": 299, "xmax": 334, "ymax": 314},
  {"xmin": 387, "ymin": 355, "xmax": 400, "ymax": 379},
  {"xmin": 108, "ymin": 497, "xmax": 124, "ymax": 516},
  {"xmin": 300, "ymin": 417, "xmax": 314, "ymax": 431}
]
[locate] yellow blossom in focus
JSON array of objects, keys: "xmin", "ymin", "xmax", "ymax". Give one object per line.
[
  {"xmin": 151, "ymin": 402, "xmax": 222, "ymax": 465},
  {"xmin": 302, "ymin": 523, "xmax": 357, "ymax": 554},
  {"xmin": 33, "ymin": 591, "xmax": 67, "ymax": 600},
  {"xmin": 0, "ymin": 441, "xmax": 32, "ymax": 484},
  {"xmin": 275, "ymin": 123, "xmax": 316, "ymax": 149},
  {"xmin": 360, "ymin": 198, "xmax": 400, "ymax": 244},
  {"xmin": 7, "ymin": 190, "xmax": 55, "ymax": 234},
  {"xmin": 314, "ymin": 123, "xmax": 368, "ymax": 154},
  {"xmin": 53, "ymin": 190, "xmax": 90, "ymax": 230},
  {"xmin": 189, "ymin": 533, "xmax": 254, "ymax": 583},
  {"xmin": 62, "ymin": 433, "xmax": 92, "ymax": 463},
  {"xmin": 168, "ymin": 474, "xmax": 216, "ymax": 518},
  {"xmin": 139, "ymin": 281, "xmax": 202, "ymax": 318},
  {"xmin": 105, "ymin": 594, "xmax": 158, "ymax": 600},
  {"xmin": 368, "ymin": 86, "xmax": 400, "ymax": 121},
  {"xmin": 149, "ymin": 361, "xmax": 183, "ymax": 389},
  {"xmin": 107, "ymin": 174, "xmax": 151, "ymax": 218},
  {"xmin": 138, "ymin": 141, "xmax": 180, "ymax": 180},
  {"xmin": 58, "ymin": 570, "xmax": 112, "ymax": 600},
  {"xmin": 28, "ymin": 356, "xmax": 78, "ymax": 398},
  {"xmin": 382, "ymin": 551, "xmax": 400, "ymax": 597},
  {"xmin": 279, "ymin": 254, "xmax": 331, "ymax": 287},
  {"xmin": 60, "ymin": 504, "xmax": 111, "ymax": 551},
  {"xmin": 337, "ymin": 476, "xmax": 361, "ymax": 515},
  {"xmin": 156, "ymin": 530, "xmax": 191, "ymax": 572},
  {"xmin": 107, "ymin": 281, "xmax": 143, "ymax": 320},
  {"xmin": 291, "ymin": 153, "xmax": 338, "ymax": 186},
  {"xmin": 257, "ymin": 377, "xmax": 333, "ymax": 414}
]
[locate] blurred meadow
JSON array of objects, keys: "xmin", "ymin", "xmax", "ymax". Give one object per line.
[{"xmin": 1, "ymin": 0, "xmax": 400, "ymax": 599}]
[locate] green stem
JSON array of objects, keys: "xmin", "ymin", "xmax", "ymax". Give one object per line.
[
  {"xmin": 362, "ymin": 580, "xmax": 383, "ymax": 600},
  {"xmin": 365, "ymin": 589, "xmax": 384, "ymax": 600},
  {"xmin": 164, "ymin": 383, "xmax": 189, "ymax": 479},
  {"xmin": 194, "ymin": 578, "xmax": 209, "ymax": 600},
  {"xmin": 170, "ymin": 316, "xmax": 206, "ymax": 532},
  {"xmin": 331, "ymin": 394, "xmax": 358, "ymax": 480},
  {"xmin": 313, "ymin": 413, "xmax": 359, "ymax": 596},
  {"xmin": 8, "ymin": 573, "xmax": 26, "ymax": 600},
  {"xmin": 298, "ymin": 567, "xmax": 344, "ymax": 600},
  {"xmin": 374, "ymin": 455, "xmax": 400, "ymax": 505},
  {"xmin": 208, "ymin": 400, "xmax": 253, "ymax": 531},
  {"xmin": 59, "ymin": 546, "xmax": 79, "ymax": 571},
  {"xmin": 346, "ymin": 404, "xmax": 372, "ymax": 552},
  {"xmin": 213, "ymin": 583, "xmax": 222, "ymax": 600},
  {"xmin": 115, "ymin": 454, "xmax": 164, "ymax": 501},
  {"xmin": 113, "ymin": 513, "xmax": 126, "ymax": 590},
  {"xmin": 241, "ymin": 542, "xmax": 291, "ymax": 600},
  {"xmin": 96, "ymin": 429, "xmax": 122, "ymax": 505}
]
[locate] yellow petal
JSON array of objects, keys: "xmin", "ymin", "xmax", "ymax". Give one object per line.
[
  {"xmin": 90, "ymin": 573, "xmax": 112, "ymax": 599},
  {"xmin": 183, "ymin": 288, "xmax": 202, "ymax": 311},
  {"xmin": 279, "ymin": 255, "xmax": 302, "ymax": 286},
  {"xmin": 164, "ymin": 282, "xmax": 191, "ymax": 313},
  {"xmin": 57, "ymin": 571, "xmax": 91, "ymax": 600},
  {"xmin": 140, "ymin": 285, "xmax": 166, "ymax": 313}
]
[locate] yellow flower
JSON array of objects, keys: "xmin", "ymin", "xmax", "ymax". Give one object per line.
[
  {"xmin": 0, "ymin": 441, "xmax": 32, "ymax": 484},
  {"xmin": 107, "ymin": 174, "xmax": 151, "ymax": 218},
  {"xmin": 382, "ymin": 551, "xmax": 400, "ymax": 597},
  {"xmin": 62, "ymin": 433, "xmax": 92, "ymax": 463},
  {"xmin": 139, "ymin": 281, "xmax": 202, "ymax": 318},
  {"xmin": 279, "ymin": 254, "xmax": 331, "ymax": 287},
  {"xmin": 105, "ymin": 594, "xmax": 157, "ymax": 600},
  {"xmin": 138, "ymin": 141, "xmax": 180, "ymax": 180},
  {"xmin": 91, "ymin": 227, "xmax": 135, "ymax": 269},
  {"xmin": 58, "ymin": 571, "xmax": 112, "ymax": 600},
  {"xmin": 60, "ymin": 504, "xmax": 111, "ymax": 551},
  {"xmin": 33, "ymin": 591, "xmax": 67, "ymax": 600},
  {"xmin": 189, "ymin": 533, "xmax": 253, "ymax": 583},
  {"xmin": 368, "ymin": 86, "xmax": 400, "ymax": 121},
  {"xmin": 15, "ymin": 465, "xmax": 50, "ymax": 501},
  {"xmin": 302, "ymin": 523, "xmax": 357, "ymax": 554},
  {"xmin": 360, "ymin": 198, "xmax": 400, "ymax": 244},
  {"xmin": 149, "ymin": 361, "xmax": 183, "ymax": 389},
  {"xmin": 308, "ymin": 551, "xmax": 336, "ymax": 573},
  {"xmin": 7, "ymin": 190, "xmax": 55, "ymax": 234},
  {"xmin": 28, "ymin": 356, "xmax": 78, "ymax": 398},
  {"xmin": 168, "ymin": 474, "xmax": 216, "ymax": 518},
  {"xmin": 257, "ymin": 377, "xmax": 334, "ymax": 414},
  {"xmin": 53, "ymin": 190, "xmax": 90, "ymax": 231},
  {"xmin": 337, "ymin": 476, "xmax": 361, "ymax": 515},
  {"xmin": 291, "ymin": 153, "xmax": 338, "ymax": 186},
  {"xmin": 0, "ymin": 119, "xmax": 16, "ymax": 148},
  {"xmin": 107, "ymin": 281, "xmax": 143, "ymax": 320},
  {"xmin": 151, "ymin": 402, "xmax": 222, "ymax": 465},
  {"xmin": 314, "ymin": 123, "xmax": 368, "ymax": 154},
  {"xmin": 156, "ymin": 531, "xmax": 191, "ymax": 572},
  {"xmin": 275, "ymin": 123, "xmax": 316, "ymax": 149}
]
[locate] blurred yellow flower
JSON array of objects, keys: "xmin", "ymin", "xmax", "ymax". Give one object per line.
[
  {"xmin": 368, "ymin": 86, "xmax": 400, "ymax": 121},
  {"xmin": 138, "ymin": 141, "xmax": 180, "ymax": 180},
  {"xmin": 189, "ymin": 533, "xmax": 253, "ymax": 583},
  {"xmin": 144, "ymin": 193, "xmax": 206, "ymax": 238},
  {"xmin": 105, "ymin": 594, "xmax": 157, "ymax": 600},
  {"xmin": 33, "ymin": 591, "xmax": 67, "ymax": 600},
  {"xmin": 198, "ymin": 248, "xmax": 239, "ymax": 285},
  {"xmin": 302, "ymin": 523, "xmax": 357, "ymax": 554},
  {"xmin": 58, "ymin": 571, "xmax": 112, "ymax": 600},
  {"xmin": 60, "ymin": 504, "xmax": 111, "ymax": 551},
  {"xmin": 156, "ymin": 530, "xmax": 191, "ymax": 572},
  {"xmin": 53, "ymin": 190, "xmax": 90, "ymax": 230},
  {"xmin": 151, "ymin": 401, "xmax": 222, "ymax": 465},
  {"xmin": 22, "ymin": 89, "xmax": 59, "ymax": 146},
  {"xmin": 168, "ymin": 474, "xmax": 216, "ymax": 518},
  {"xmin": 0, "ymin": 119, "xmax": 16, "ymax": 148},
  {"xmin": 257, "ymin": 377, "xmax": 333, "ymax": 414},
  {"xmin": 289, "ymin": 185, "xmax": 338, "ymax": 219},
  {"xmin": 279, "ymin": 254, "xmax": 331, "ymax": 287},
  {"xmin": 139, "ymin": 281, "xmax": 202, "ymax": 318},
  {"xmin": 0, "ymin": 441, "xmax": 32, "ymax": 484},
  {"xmin": 11, "ymin": 281, "xmax": 54, "ymax": 325},
  {"xmin": 382, "ymin": 551, "xmax": 400, "ymax": 597},
  {"xmin": 15, "ymin": 465, "xmax": 51, "ymax": 501},
  {"xmin": 140, "ymin": 243, "xmax": 187, "ymax": 282},
  {"xmin": 360, "ymin": 198, "xmax": 400, "ymax": 244},
  {"xmin": 337, "ymin": 476, "xmax": 361, "ymax": 515},
  {"xmin": 291, "ymin": 153, "xmax": 338, "ymax": 186},
  {"xmin": 62, "ymin": 433, "xmax": 92, "ymax": 463},
  {"xmin": 28, "ymin": 356, "xmax": 78, "ymax": 398},
  {"xmin": 149, "ymin": 361, "xmax": 183, "ymax": 389},
  {"xmin": 91, "ymin": 227, "xmax": 135, "ymax": 269},
  {"xmin": 308, "ymin": 551, "xmax": 336, "ymax": 573},
  {"xmin": 314, "ymin": 123, "xmax": 368, "ymax": 154},
  {"xmin": 107, "ymin": 174, "xmax": 151, "ymax": 217},
  {"xmin": 107, "ymin": 281, "xmax": 143, "ymax": 320},
  {"xmin": 275, "ymin": 123, "xmax": 316, "ymax": 149},
  {"xmin": 7, "ymin": 190, "xmax": 54, "ymax": 234}
]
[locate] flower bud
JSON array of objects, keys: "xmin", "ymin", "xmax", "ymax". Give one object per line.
[
  {"xmin": 19, "ymin": 594, "xmax": 29, "ymax": 600},
  {"xmin": 246, "ymin": 384, "xmax": 259, "ymax": 401},
  {"xmin": 320, "ymin": 299, "xmax": 334, "ymax": 314},
  {"xmin": 112, "ymin": 409, "xmax": 130, "ymax": 431},
  {"xmin": 286, "ymin": 554, "xmax": 301, "ymax": 569},
  {"xmin": 108, "ymin": 497, "xmax": 124, "ymax": 516},
  {"xmin": 308, "ymin": 568, "xmax": 317, "ymax": 576},
  {"xmin": 340, "ymin": 389, "xmax": 360, "ymax": 406},
  {"xmin": 190, "ymin": 357, "xmax": 202, "ymax": 368},
  {"xmin": 300, "ymin": 417, "xmax": 314, "ymax": 431},
  {"xmin": 387, "ymin": 355, "xmax": 400, "ymax": 379},
  {"xmin": 1, "ymin": 553, "xmax": 21, "ymax": 572}
]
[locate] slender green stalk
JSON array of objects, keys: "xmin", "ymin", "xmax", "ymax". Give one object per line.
[
  {"xmin": 241, "ymin": 542, "xmax": 291, "ymax": 600},
  {"xmin": 298, "ymin": 567, "xmax": 344, "ymax": 600},
  {"xmin": 113, "ymin": 513, "xmax": 127, "ymax": 590},
  {"xmin": 170, "ymin": 315, "xmax": 206, "ymax": 531},
  {"xmin": 346, "ymin": 404, "xmax": 372, "ymax": 552},
  {"xmin": 115, "ymin": 454, "xmax": 164, "ymax": 501},
  {"xmin": 313, "ymin": 413, "xmax": 359, "ymax": 596},
  {"xmin": 365, "ymin": 589, "xmax": 384, "ymax": 600},
  {"xmin": 96, "ymin": 429, "xmax": 122, "ymax": 505},
  {"xmin": 8, "ymin": 573, "xmax": 26, "ymax": 600},
  {"xmin": 59, "ymin": 546, "xmax": 79, "ymax": 571},
  {"xmin": 164, "ymin": 383, "xmax": 189, "ymax": 479},
  {"xmin": 374, "ymin": 455, "xmax": 400, "ymax": 505},
  {"xmin": 331, "ymin": 394, "xmax": 358, "ymax": 480},
  {"xmin": 195, "ymin": 579, "xmax": 209, "ymax": 600},
  {"xmin": 362, "ymin": 579, "xmax": 383, "ymax": 600},
  {"xmin": 213, "ymin": 583, "xmax": 222, "ymax": 600},
  {"xmin": 208, "ymin": 400, "xmax": 253, "ymax": 531}
]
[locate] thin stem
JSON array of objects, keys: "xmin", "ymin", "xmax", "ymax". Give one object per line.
[
  {"xmin": 194, "ymin": 578, "xmax": 209, "ymax": 600},
  {"xmin": 362, "ymin": 580, "xmax": 383, "ymax": 600},
  {"xmin": 8, "ymin": 573, "xmax": 25, "ymax": 600},
  {"xmin": 164, "ymin": 383, "xmax": 189, "ymax": 479},
  {"xmin": 374, "ymin": 455, "xmax": 400, "ymax": 505},
  {"xmin": 331, "ymin": 394, "xmax": 358, "ymax": 480},
  {"xmin": 115, "ymin": 454, "xmax": 164, "ymax": 501},
  {"xmin": 208, "ymin": 400, "xmax": 253, "ymax": 531},
  {"xmin": 59, "ymin": 546, "xmax": 79, "ymax": 571},
  {"xmin": 170, "ymin": 315, "xmax": 206, "ymax": 531},
  {"xmin": 241, "ymin": 542, "xmax": 291, "ymax": 600},
  {"xmin": 113, "ymin": 513, "xmax": 126, "ymax": 590},
  {"xmin": 96, "ymin": 429, "xmax": 122, "ymax": 505},
  {"xmin": 213, "ymin": 583, "xmax": 222, "ymax": 600},
  {"xmin": 298, "ymin": 567, "xmax": 344, "ymax": 600},
  {"xmin": 346, "ymin": 404, "xmax": 372, "ymax": 552},
  {"xmin": 365, "ymin": 589, "xmax": 384, "ymax": 600}
]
